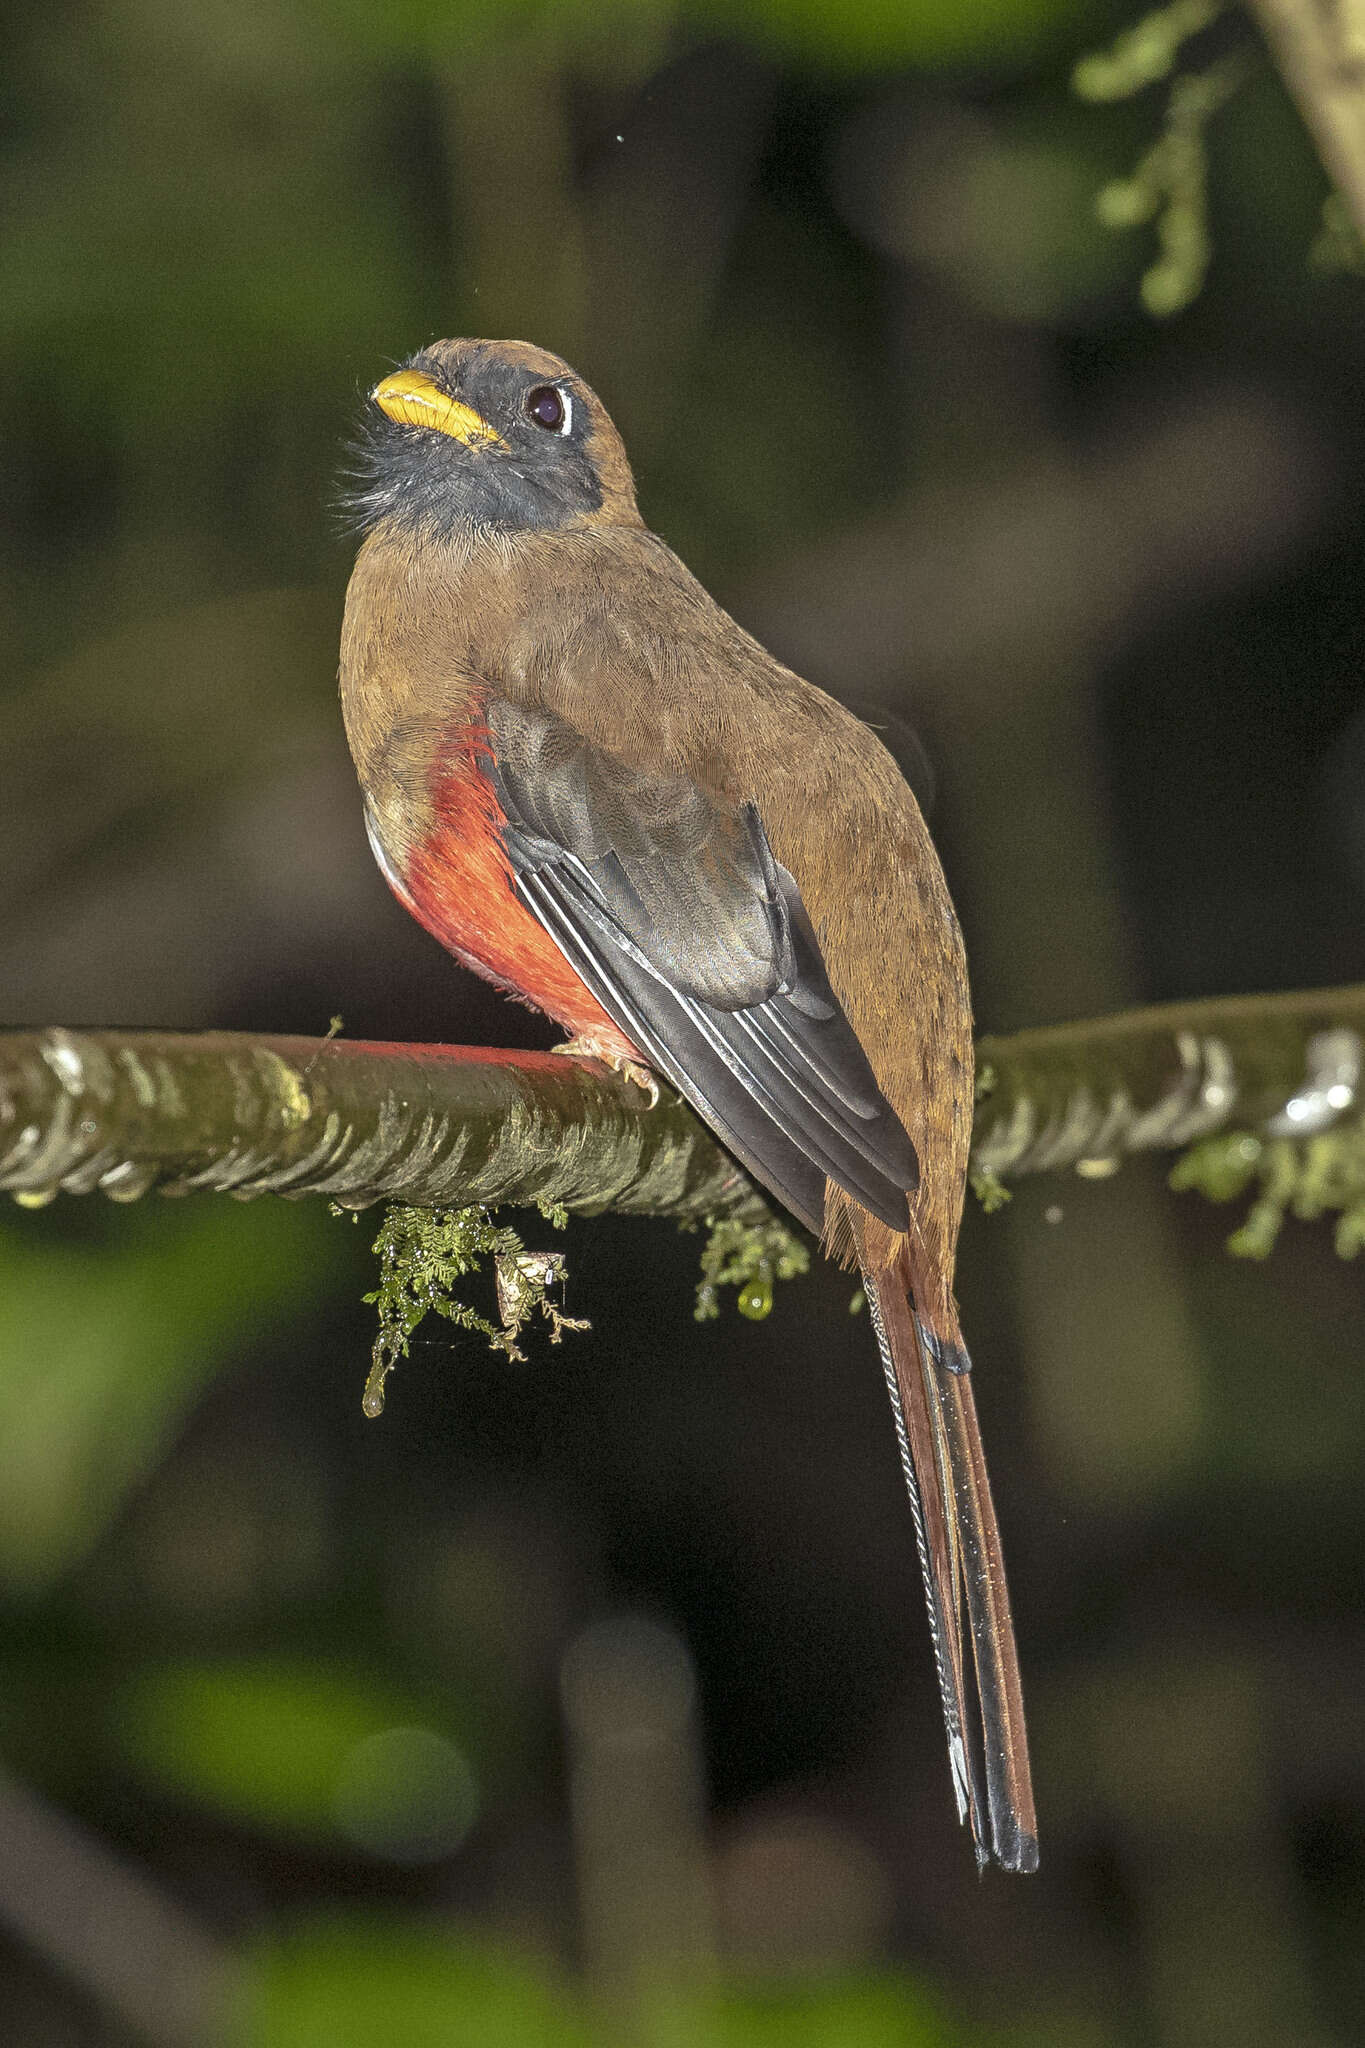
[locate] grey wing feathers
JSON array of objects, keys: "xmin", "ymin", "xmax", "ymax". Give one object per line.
[{"xmin": 486, "ymin": 699, "xmax": 918, "ymax": 1235}]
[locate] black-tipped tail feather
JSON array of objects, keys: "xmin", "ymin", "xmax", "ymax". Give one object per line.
[{"xmin": 864, "ymin": 1270, "xmax": 1038, "ymax": 1874}]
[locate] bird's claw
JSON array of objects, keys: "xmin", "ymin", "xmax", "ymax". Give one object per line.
[
  {"xmin": 553, "ymin": 1037, "xmax": 660, "ymax": 1106},
  {"xmin": 615, "ymin": 1058, "xmax": 660, "ymax": 1106}
]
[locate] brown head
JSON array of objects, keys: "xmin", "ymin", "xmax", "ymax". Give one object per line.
[{"xmin": 344, "ymin": 338, "xmax": 641, "ymax": 541}]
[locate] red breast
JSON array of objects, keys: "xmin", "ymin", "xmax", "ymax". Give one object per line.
[{"xmin": 394, "ymin": 717, "xmax": 637, "ymax": 1058}]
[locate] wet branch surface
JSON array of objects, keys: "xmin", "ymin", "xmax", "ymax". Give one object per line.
[
  {"xmin": 973, "ymin": 983, "xmax": 1365, "ymax": 1177},
  {"xmin": 0, "ymin": 1031, "xmax": 762, "ymax": 1220},
  {"xmin": 2, "ymin": 987, "xmax": 1362, "ymax": 1217}
]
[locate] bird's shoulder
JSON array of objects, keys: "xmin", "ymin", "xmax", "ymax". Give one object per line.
[
  {"xmin": 492, "ymin": 528, "xmax": 762, "ymax": 733},
  {"xmin": 485, "ymin": 525, "xmax": 906, "ymax": 798}
]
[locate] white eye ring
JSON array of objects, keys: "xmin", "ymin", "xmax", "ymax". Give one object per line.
[{"xmin": 526, "ymin": 383, "xmax": 573, "ymax": 435}]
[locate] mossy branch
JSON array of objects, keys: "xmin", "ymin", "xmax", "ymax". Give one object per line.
[
  {"xmin": 0, "ymin": 1030, "xmax": 764, "ymax": 1223},
  {"xmin": 3, "ymin": 988, "xmax": 1364, "ymax": 1216},
  {"xmin": 973, "ymin": 983, "xmax": 1364, "ymax": 1177}
]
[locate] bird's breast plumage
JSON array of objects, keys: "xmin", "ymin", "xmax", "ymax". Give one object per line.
[{"xmin": 365, "ymin": 709, "xmax": 636, "ymax": 1054}]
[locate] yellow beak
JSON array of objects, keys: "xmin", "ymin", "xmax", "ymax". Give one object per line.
[{"xmin": 371, "ymin": 369, "xmax": 506, "ymax": 449}]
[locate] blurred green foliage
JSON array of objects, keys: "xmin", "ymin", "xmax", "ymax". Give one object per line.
[
  {"xmin": 245, "ymin": 1922, "xmax": 594, "ymax": 2047},
  {"xmin": 244, "ymin": 1919, "xmax": 955, "ymax": 2048},
  {"xmin": 1173, "ymin": 1119, "xmax": 1365, "ymax": 1258},
  {"xmin": 0, "ymin": 1200, "xmax": 343, "ymax": 1590},
  {"xmin": 690, "ymin": 1976, "xmax": 952, "ymax": 2044},
  {"xmin": 114, "ymin": 1655, "xmax": 479, "ymax": 1847},
  {"xmin": 714, "ymin": 0, "xmax": 1082, "ymax": 68}
]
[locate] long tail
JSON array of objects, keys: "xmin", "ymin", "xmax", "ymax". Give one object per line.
[{"xmin": 861, "ymin": 1261, "xmax": 1038, "ymax": 1873}]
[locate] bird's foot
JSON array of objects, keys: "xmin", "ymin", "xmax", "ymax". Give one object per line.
[{"xmin": 553, "ymin": 1035, "xmax": 661, "ymax": 1106}]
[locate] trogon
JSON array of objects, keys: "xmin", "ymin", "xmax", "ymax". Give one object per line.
[{"xmin": 339, "ymin": 338, "xmax": 1037, "ymax": 1872}]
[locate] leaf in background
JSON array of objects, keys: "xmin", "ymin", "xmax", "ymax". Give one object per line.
[
  {"xmin": 113, "ymin": 1655, "xmax": 481, "ymax": 1852},
  {"xmin": 0, "ymin": 0, "xmax": 424, "ymax": 444},
  {"xmin": 243, "ymin": 1922, "xmax": 593, "ymax": 2048},
  {"xmin": 0, "ymin": 1199, "xmax": 343, "ymax": 1591},
  {"xmin": 712, "ymin": 0, "xmax": 1088, "ymax": 70},
  {"xmin": 678, "ymin": 1978, "xmax": 955, "ymax": 2047}
]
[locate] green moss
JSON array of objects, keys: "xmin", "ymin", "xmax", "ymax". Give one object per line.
[
  {"xmin": 358, "ymin": 1203, "xmax": 587, "ymax": 1416},
  {"xmin": 693, "ymin": 1212, "xmax": 811, "ymax": 1323},
  {"xmin": 1171, "ymin": 1116, "xmax": 1365, "ymax": 1260},
  {"xmin": 969, "ymin": 1163, "xmax": 1013, "ymax": 1213}
]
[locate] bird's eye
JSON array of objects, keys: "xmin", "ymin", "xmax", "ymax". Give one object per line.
[{"xmin": 525, "ymin": 384, "xmax": 570, "ymax": 434}]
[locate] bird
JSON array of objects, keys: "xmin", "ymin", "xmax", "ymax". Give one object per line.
[{"xmin": 338, "ymin": 337, "xmax": 1038, "ymax": 1873}]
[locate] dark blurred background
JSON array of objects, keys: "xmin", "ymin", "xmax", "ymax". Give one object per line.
[{"xmin": 2, "ymin": 0, "xmax": 1364, "ymax": 2042}]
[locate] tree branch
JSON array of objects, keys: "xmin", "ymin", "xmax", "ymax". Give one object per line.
[
  {"xmin": 1247, "ymin": 0, "xmax": 1365, "ymax": 244},
  {"xmin": 2, "ymin": 990, "xmax": 1362, "ymax": 1220},
  {"xmin": 974, "ymin": 983, "xmax": 1364, "ymax": 1177},
  {"xmin": 0, "ymin": 1030, "xmax": 762, "ymax": 1221}
]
